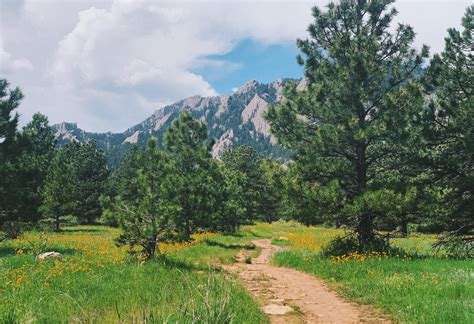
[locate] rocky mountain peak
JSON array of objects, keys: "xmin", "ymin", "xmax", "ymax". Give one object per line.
[
  {"xmin": 235, "ymin": 80, "xmax": 259, "ymax": 94},
  {"xmin": 53, "ymin": 78, "xmax": 298, "ymax": 168}
]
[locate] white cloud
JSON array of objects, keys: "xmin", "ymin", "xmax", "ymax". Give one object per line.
[
  {"xmin": 0, "ymin": 47, "xmax": 34, "ymax": 72},
  {"xmin": 0, "ymin": 0, "xmax": 471, "ymax": 132}
]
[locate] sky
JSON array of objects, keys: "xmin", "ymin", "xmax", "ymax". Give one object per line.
[{"xmin": 0, "ymin": 0, "xmax": 471, "ymax": 133}]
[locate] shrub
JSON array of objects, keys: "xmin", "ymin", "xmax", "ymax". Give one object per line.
[{"xmin": 320, "ymin": 232, "xmax": 393, "ymax": 257}]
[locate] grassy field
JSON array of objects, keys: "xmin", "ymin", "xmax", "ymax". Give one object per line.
[
  {"xmin": 0, "ymin": 226, "xmax": 265, "ymax": 323},
  {"xmin": 247, "ymin": 222, "xmax": 474, "ymax": 324},
  {"xmin": 1, "ymin": 223, "xmax": 472, "ymax": 323}
]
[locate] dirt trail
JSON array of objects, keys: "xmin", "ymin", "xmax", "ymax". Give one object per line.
[{"xmin": 225, "ymin": 239, "xmax": 391, "ymax": 324}]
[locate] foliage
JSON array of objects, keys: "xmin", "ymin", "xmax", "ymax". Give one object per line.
[
  {"xmin": 106, "ymin": 140, "xmax": 176, "ymax": 260},
  {"xmin": 0, "ymin": 80, "xmax": 24, "ymax": 237},
  {"xmin": 320, "ymin": 233, "xmax": 392, "ymax": 257},
  {"xmin": 419, "ymin": 6, "xmax": 474, "ymax": 239},
  {"xmin": 164, "ymin": 112, "xmax": 242, "ymax": 238},
  {"xmin": 0, "ymin": 81, "xmax": 55, "ymax": 237},
  {"xmin": 41, "ymin": 141, "xmax": 109, "ymax": 230},
  {"xmin": 266, "ymin": 0, "xmax": 429, "ymax": 245},
  {"xmin": 19, "ymin": 113, "xmax": 56, "ymax": 222},
  {"xmin": 221, "ymin": 145, "xmax": 286, "ymax": 223}
]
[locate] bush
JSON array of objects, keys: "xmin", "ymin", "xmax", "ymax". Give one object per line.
[
  {"xmin": 416, "ymin": 222, "xmax": 447, "ymax": 234},
  {"xmin": 320, "ymin": 232, "xmax": 393, "ymax": 257},
  {"xmin": 0, "ymin": 221, "xmax": 24, "ymax": 239},
  {"xmin": 434, "ymin": 230, "xmax": 474, "ymax": 259}
]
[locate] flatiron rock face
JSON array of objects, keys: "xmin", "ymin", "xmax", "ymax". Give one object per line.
[{"xmin": 53, "ymin": 78, "xmax": 302, "ymax": 168}]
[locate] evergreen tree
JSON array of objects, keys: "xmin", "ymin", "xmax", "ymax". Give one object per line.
[
  {"xmin": 73, "ymin": 140, "xmax": 109, "ymax": 224},
  {"xmin": 41, "ymin": 141, "xmax": 109, "ymax": 229},
  {"xmin": 41, "ymin": 144, "xmax": 79, "ymax": 231},
  {"xmin": 267, "ymin": 0, "xmax": 428, "ymax": 246},
  {"xmin": 221, "ymin": 145, "xmax": 262, "ymax": 223},
  {"xmin": 0, "ymin": 79, "xmax": 24, "ymax": 237},
  {"xmin": 18, "ymin": 113, "xmax": 55, "ymax": 223},
  {"xmin": 112, "ymin": 140, "xmax": 175, "ymax": 260},
  {"xmin": 163, "ymin": 112, "xmax": 221, "ymax": 240},
  {"xmin": 256, "ymin": 158, "xmax": 285, "ymax": 223},
  {"xmin": 421, "ymin": 6, "xmax": 473, "ymax": 237}
]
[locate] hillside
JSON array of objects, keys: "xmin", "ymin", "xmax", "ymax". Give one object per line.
[{"xmin": 53, "ymin": 79, "xmax": 305, "ymax": 168}]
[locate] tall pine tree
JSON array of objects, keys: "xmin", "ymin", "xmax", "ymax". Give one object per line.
[{"xmin": 267, "ymin": 0, "xmax": 428, "ymax": 246}]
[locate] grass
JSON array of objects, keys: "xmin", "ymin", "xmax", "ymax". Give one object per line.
[
  {"xmin": 0, "ymin": 226, "xmax": 266, "ymax": 323},
  {"xmin": 249, "ymin": 221, "xmax": 473, "ymax": 323},
  {"xmin": 2, "ymin": 222, "xmax": 472, "ymax": 323}
]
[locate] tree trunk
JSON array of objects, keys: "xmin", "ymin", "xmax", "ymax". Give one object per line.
[
  {"xmin": 184, "ymin": 218, "xmax": 191, "ymax": 241},
  {"xmin": 356, "ymin": 142, "xmax": 374, "ymax": 245},
  {"xmin": 400, "ymin": 219, "xmax": 408, "ymax": 237},
  {"xmin": 144, "ymin": 239, "xmax": 156, "ymax": 260},
  {"xmin": 55, "ymin": 213, "xmax": 60, "ymax": 232},
  {"xmin": 357, "ymin": 214, "xmax": 374, "ymax": 247}
]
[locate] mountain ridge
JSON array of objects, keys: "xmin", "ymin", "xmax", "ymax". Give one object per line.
[{"xmin": 53, "ymin": 78, "xmax": 306, "ymax": 168}]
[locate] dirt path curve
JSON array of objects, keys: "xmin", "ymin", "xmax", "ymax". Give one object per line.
[{"xmin": 225, "ymin": 239, "xmax": 391, "ymax": 324}]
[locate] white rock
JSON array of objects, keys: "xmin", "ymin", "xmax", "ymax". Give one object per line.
[
  {"xmin": 38, "ymin": 252, "xmax": 63, "ymax": 260},
  {"xmin": 296, "ymin": 79, "xmax": 308, "ymax": 91},
  {"xmin": 154, "ymin": 112, "xmax": 172, "ymax": 131},
  {"xmin": 262, "ymin": 304, "xmax": 293, "ymax": 315},
  {"xmin": 241, "ymin": 94, "xmax": 277, "ymax": 144},
  {"xmin": 122, "ymin": 130, "xmax": 140, "ymax": 144}
]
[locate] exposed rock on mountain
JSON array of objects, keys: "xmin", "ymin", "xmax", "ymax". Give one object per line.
[{"xmin": 53, "ymin": 79, "xmax": 299, "ymax": 168}]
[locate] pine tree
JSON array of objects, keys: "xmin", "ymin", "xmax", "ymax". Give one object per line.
[
  {"xmin": 18, "ymin": 113, "xmax": 56, "ymax": 223},
  {"xmin": 112, "ymin": 140, "xmax": 175, "ymax": 260},
  {"xmin": 41, "ymin": 141, "xmax": 109, "ymax": 229},
  {"xmin": 266, "ymin": 0, "xmax": 428, "ymax": 246},
  {"xmin": 0, "ymin": 79, "xmax": 24, "ymax": 237},
  {"xmin": 163, "ymin": 112, "xmax": 221, "ymax": 240},
  {"xmin": 221, "ymin": 145, "xmax": 261, "ymax": 223},
  {"xmin": 73, "ymin": 140, "xmax": 109, "ymax": 224},
  {"xmin": 41, "ymin": 144, "xmax": 79, "ymax": 231},
  {"xmin": 421, "ymin": 6, "xmax": 473, "ymax": 239}
]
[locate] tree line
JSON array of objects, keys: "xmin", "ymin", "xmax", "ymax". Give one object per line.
[{"xmin": 1, "ymin": 0, "xmax": 472, "ymax": 258}]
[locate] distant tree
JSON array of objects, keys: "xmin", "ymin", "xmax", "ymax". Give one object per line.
[
  {"xmin": 18, "ymin": 113, "xmax": 56, "ymax": 223},
  {"xmin": 41, "ymin": 144, "xmax": 79, "ymax": 231},
  {"xmin": 111, "ymin": 140, "xmax": 175, "ymax": 260},
  {"xmin": 73, "ymin": 140, "xmax": 109, "ymax": 224},
  {"xmin": 267, "ymin": 0, "xmax": 428, "ymax": 247},
  {"xmin": 256, "ymin": 158, "xmax": 285, "ymax": 223},
  {"xmin": 421, "ymin": 6, "xmax": 473, "ymax": 248},
  {"xmin": 101, "ymin": 145, "xmax": 140, "ymax": 226},
  {"xmin": 163, "ymin": 112, "xmax": 222, "ymax": 240},
  {"xmin": 42, "ymin": 141, "xmax": 109, "ymax": 229},
  {"xmin": 221, "ymin": 145, "xmax": 261, "ymax": 223},
  {"xmin": 109, "ymin": 145, "xmax": 140, "ymax": 201},
  {"xmin": 215, "ymin": 163, "xmax": 247, "ymax": 233}
]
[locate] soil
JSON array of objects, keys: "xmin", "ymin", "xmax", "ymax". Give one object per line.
[{"xmin": 225, "ymin": 239, "xmax": 391, "ymax": 323}]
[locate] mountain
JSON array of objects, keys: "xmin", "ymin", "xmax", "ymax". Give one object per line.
[{"xmin": 53, "ymin": 78, "xmax": 306, "ymax": 169}]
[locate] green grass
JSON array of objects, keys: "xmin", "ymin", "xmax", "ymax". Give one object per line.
[
  {"xmin": 251, "ymin": 221, "xmax": 473, "ymax": 323},
  {"xmin": 0, "ymin": 226, "xmax": 267, "ymax": 323},
  {"xmin": 2, "ymin": 222, "xmax": 472, "ymax": 323},
  {"xmin": 274, "ymin": 251, "xmax": 473, "ymax": 323}
]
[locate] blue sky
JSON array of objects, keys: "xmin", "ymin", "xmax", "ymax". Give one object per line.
[{"xmin": 196, "ymin": 39, "xmax": 304, "ymax": 94}]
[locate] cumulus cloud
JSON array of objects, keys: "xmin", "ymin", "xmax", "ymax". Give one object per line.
[
  {"xmin": 0, "ymin": 0, "xmax": 470, "ymax": 132},
  {"xmin": 0, "ymin": 47, "xmax": 34, "ymax": 72}
]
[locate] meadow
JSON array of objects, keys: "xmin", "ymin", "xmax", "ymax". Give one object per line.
[
  {"xmin": 0, "ymin": 226, "xmax": 265, "ymax": 323},
  {"xmin": 1, "ymin": 223, "xmax": 472, "ymax": 323},
  {"xmin": 249, "ymin": 223, "xmax": 474, "ymax": 323}
]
